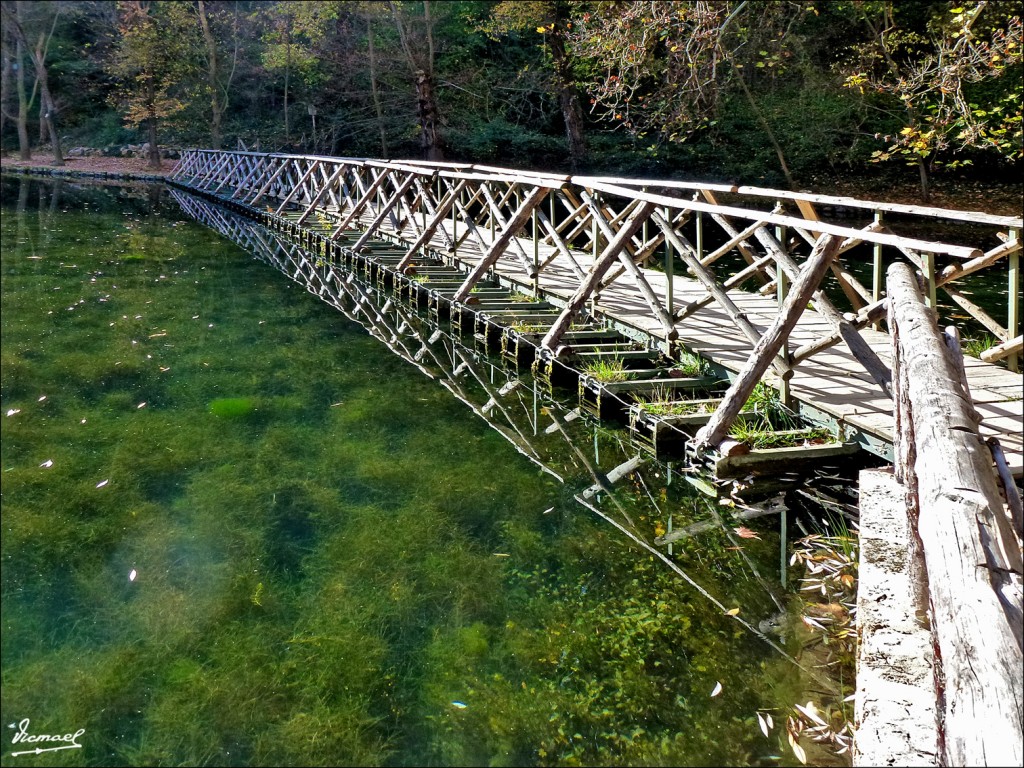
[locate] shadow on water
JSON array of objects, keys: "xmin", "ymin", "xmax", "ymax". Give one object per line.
[{"xmin": 2, "ymin": 174, "xmax": 856, "ymax": 767}]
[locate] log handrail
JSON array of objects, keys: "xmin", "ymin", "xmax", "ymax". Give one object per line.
[{"xmin": 888, "ymin": 261, "xmax": 1023, "ymax": 767}]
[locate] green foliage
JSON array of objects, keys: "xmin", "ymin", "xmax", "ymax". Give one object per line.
[{"xmin": 580, "ymin": 356, "xmax": 631, "ymax": 383}]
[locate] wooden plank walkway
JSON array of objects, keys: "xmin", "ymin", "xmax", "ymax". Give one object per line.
[{"xmin": 372, "ymin": 214, "xmax": 1023, "ymax": 475}]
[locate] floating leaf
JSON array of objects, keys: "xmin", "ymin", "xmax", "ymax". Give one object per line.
[
  {"xmin": 725, "ymin": 607, "xmax": 740, "ymax": 616},
  {"xmin": 795, "ymin": 701, "xmax": 828, "ymax": 727},
  {"xmin": 129, "ymin": 569, "xmax": 138, "ymax": 582},
  {"xmin": 40, "ymin": 459, "xmax": 54, "ymax": 468},
  {"xmin": 6, "ymin": 409, "xmax": 21, "ymax": 417},
  {"xmin": 734, "ymin": 526, "xmax": 762, "ymax": 539},
  {"xmin": 710, "ymin": 681, "xmax": 723, "ymax": 697},
  {"xmin": 96, "ymin": 479, "xmax": 109, "ymax": 488},
  {"xmin": 788, "ymin": 732, "xmax": 807, "ymax": 764},
  {"xmin": 757, "ymin": 711, "xmax": 770, "ymax": 737}
]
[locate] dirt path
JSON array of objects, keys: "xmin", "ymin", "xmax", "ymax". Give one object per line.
[{"xmin": 1, "ymin": 155, "xmax": 178, "ymax": 178}]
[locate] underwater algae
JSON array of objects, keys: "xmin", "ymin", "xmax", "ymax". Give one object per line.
[{"xmin": 2, "ymin": 176, "xmax": 814, "ymax": 767}]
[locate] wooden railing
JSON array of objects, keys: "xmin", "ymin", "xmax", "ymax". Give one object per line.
[
  {"xmin": 888, "ymin": 261, "xmax": 1023, "ymax": 767},
  {"xmin": 172, "ymin": 149, "xmax": 1022, "ymax": 379}
]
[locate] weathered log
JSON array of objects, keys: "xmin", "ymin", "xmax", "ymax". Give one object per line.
[
  {"xmin": 692, "ymin": 234, "xmax": 840, "ymax": 451},
  {"xmin": 887, "ymin": 261, "xmax": 1023, "ymax": 768},
  {"xmin": 980, "ymin": 334, "xmax": 1023, "ymax": 363},
  {"xmin": 987, "ymin": 437, "xmax": 1024, "ymax": 541}
]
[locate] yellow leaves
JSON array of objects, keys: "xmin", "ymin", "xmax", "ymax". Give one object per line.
[{"xmin": 724, "ymin": 607, "xmax": 740, "ymax": 616}]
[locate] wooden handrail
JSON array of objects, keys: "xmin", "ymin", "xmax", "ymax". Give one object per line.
[{"xmin": 888, "ymin": 261, "xmax": 1023, "ymax": 767}]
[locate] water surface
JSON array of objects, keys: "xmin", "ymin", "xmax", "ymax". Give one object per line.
[{"xmin": 2, "ymin": 175, "xmax": 823, "ymax": 767}]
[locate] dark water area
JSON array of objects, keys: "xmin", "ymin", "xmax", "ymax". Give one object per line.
[{"xmin": 1, "ymin": 175, "xmax": 837, "ymax": 767}]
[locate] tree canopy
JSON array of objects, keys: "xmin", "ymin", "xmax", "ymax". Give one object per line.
[{"xmin": 1, "ymin": 0, "xmax": 1020, "ymax": 194}]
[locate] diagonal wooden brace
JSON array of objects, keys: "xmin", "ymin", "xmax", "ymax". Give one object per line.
[
  {"xmin": 692, "ymin": 234, "xmax": 840, "ymax": 454},
  {"xmin": 452, "ymin": 186, "xmax": 549, "ymax": 302},
  {"xmin": 540, "ymin": 201, "xmax": 657, "ymax": 351}
]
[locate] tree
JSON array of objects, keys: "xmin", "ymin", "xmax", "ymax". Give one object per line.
[
  {"xmin": 482, "ymin": 0, "xmax": 588, "ymax": 171},
  {"xmin": 194, "ymin": 0, "xmax": 240, "ymax": 150},
  {"xmin": 109, "ymin": 0, "xmax": 195, "ymax": 169},
  {"xmin": 1, "ymin": 0, "xmax": 65, "ymax": 165},
  {"xmin": 843, "ymin": 0, "xmax": 1023, "ymax": 200},
  {"xmin": 387, "ymin": 0, "xmax": 445, "ymax": 160},
  {"xmin": 258, "ymin": 0, "xmax": 334, "ymax": 146},
  {"xmin": 569, "ymin": 0, "xmax": 802, "ymax": 187},
  {"xmin": 0, "ymin": 5, "xmax": 31, "ymax": 159}
]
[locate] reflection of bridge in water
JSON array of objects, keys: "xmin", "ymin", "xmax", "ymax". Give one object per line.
[
  {"xmin": 168, "ymin": 150, "xmax": 1023, "ymax": 768},
  {"xmin": 170, "ymin": 185, "xmax": 837, "ymax": 677}
]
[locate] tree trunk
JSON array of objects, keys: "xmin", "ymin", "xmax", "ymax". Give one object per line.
[
  {"xmin": 389, "ymin": 0, "xmax": 444, "ymax": 161},
  {"xmin": 917, "ymin": 155, "xmax": 930, "ymax": 202},
  {"xmin": 33, "ymin": 34, "xmax": 62, "ymax": 166},
  {"xmin": 283, "ymin": 27, "xmax": 291, "ymax": 141},
  {"xmin": 367, "ymin": 20, "xmax": 388, "ymax": 157},
  {"xmin": 415, "ymin": 69, "xmax": 444, "ymax": 160},
  {"xmin": 147, "ymin": 116, "xmax": 160, "ymax": 169},
  {"xmin": 0, "ymin": 36, "xmax": 9, "ymax": 148},
  {"xmin": 549, "ymin": 2, "xmax": 586, "ymax": 171},
  {"xmin": 15, "ymin": 34, "xmax": 29, "ymax": 159},
  {"xmin": 197, "ymin": 0, "xmax": 223, "ymax": 150}
]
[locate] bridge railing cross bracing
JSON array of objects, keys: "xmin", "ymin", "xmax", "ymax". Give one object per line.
[{"xmin": 170, "ymin": 149, "xmax": 1023, "ymax": 474}]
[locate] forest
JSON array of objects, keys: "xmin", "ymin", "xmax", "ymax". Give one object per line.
[{"xmin": 1, "ymin": 0, "xmax": 1021, "ymax": 199}]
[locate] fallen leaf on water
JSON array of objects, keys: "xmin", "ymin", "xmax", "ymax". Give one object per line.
[
  {"xmin": 96, "ymin": 479, "xmax": 109, "ymax": 488},
  {"xmin": 40, "ymin": 459, "xmax": 54, "ymax": 468},
  {"xmin": 757, "ymin": 711, "xmax": 771, "ymax": 737},
  {"xmin": 788, "ymin": 732, "xmax": 807, "ymax": 764},
  {"xmin": 129, "ymin": 569, "xmax": 137, "ymax": 582},
  {"xmin": 734, "ymin": 526, "xmax": 762, "ymax": 539},
  {"xmin": 6, "ymin": 409, "xmax": 21, "ymax": 417},
  {"xmin": 710, "ymin": 681, "xmax": 723, "ymax": 697},
  {"xmin": 724, "ymin": 607, "xmax": 740, "ymax": 616},
  {"xmin": 794, "ymin": 701, "xmax": 828, "ymax": 727}
]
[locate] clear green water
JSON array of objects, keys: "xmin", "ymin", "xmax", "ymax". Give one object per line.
[{"xmin": 1, "ymin": 176, "xmax": 821, "ymax": 767}]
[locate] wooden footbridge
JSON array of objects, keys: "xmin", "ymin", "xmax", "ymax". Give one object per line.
[
  {"xmin": 166, "ymin": 150, "xmax": 1023, "ymax": 766},
  {"xmin": 170, "ymin": 149, "xmax": 1022, "ymax": 477}
]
